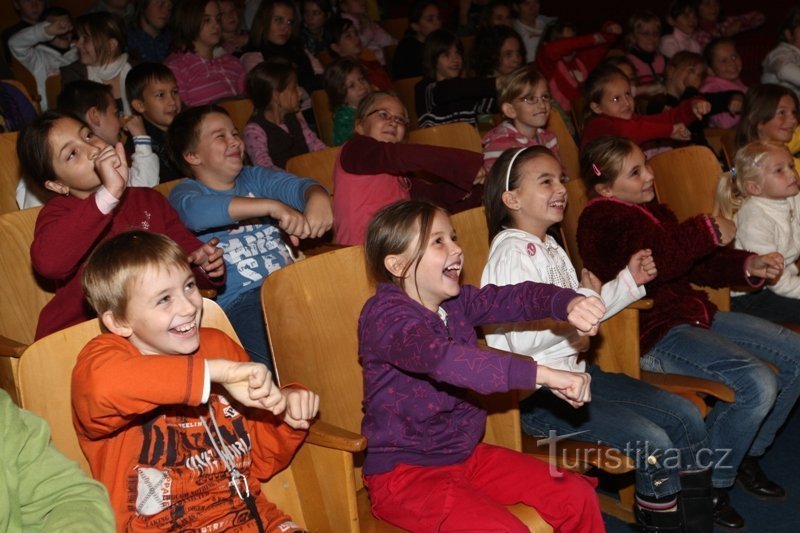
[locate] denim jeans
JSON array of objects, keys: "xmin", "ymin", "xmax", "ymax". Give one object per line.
[
  {"xmin": 222, "ymin": 287, "xmax": 274, "ymax": 372},
  {"xmin": 641, "ymin": 311, "xmax": 800, "ymax": 488},
  {"xmin": 520, "ymin": 365, "xmax": 708, "ymax": 498},
  {"xmin": 731, "ymin": 289, "xmax": 800, "ymax": 324}
]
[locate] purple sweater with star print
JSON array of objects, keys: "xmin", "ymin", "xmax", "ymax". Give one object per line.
[{"xmin": 358, "ymin": 282, "xmax": 579, "ymax": 475}]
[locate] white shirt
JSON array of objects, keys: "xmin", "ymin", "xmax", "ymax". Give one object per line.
[
  {"xmin": 481, "ymin": 228, "xmax": 645, "ymax": 373},
  {"xmin": 734, "ymin": 194, "xmax": 800, "ymax": 298},
  {"xmin": 762, "ymin": 42, "xmax": 800, "ymax": 100}
]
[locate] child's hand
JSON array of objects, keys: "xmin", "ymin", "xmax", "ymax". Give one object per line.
[
  {"xmin": 627, "ymin": 249, "xmax": 657, "ymax": 285},
  {"xmin": 728, "ymin": 94, "xmax": 744, "ymax": 115},
  {"xmin": 710, "ymin": 215, "xmax": 736, "ymax": 246},
  {"xmin": 188, "ymin": 237, "xmax": 225, "ymax": 278},
  {"xmin": 691, "ymin": 99, "xmax": 711, "ymax": 119},
  {"xmin": 45, "ymin": 16, "xmax": 73, "ymax": 36},
  {"xmin": 281, "ymin": 388, "xmax": 320, "ymax": 429},
  {"xmin": 603, "ymin": 21, "xmax": 623, "ymax": 35},
  {"xmin": 95, "ymin": 142, "xmax": 128, "ymax": 199},
  {"xmin": 670, "ymin": 123, "xmax": 691, "ymax": 141},
  {"xmin": 536, "ymin": 366, "xmax": 592, "ymax": 408},
  {"xmin": 473, "ymin": 166, "xmax": 486, "ymax": 185},
  {"xmin": 579, "ymin": 268, "xmax": 602, "ymax": 293},
  {"xmin": 745, "ymin": 252, "xmax": 784, "ymax": 280},
  {"xmin": 303, "ymin": 187, "xmax": 333, "ymax": 239},
  {"xmin": 208, "ymin": 359, "xmax": 286, "ymax": 413},
  {"xmin": 566, "ymin": 295, "xmax": 605, "ymax": 336},
  {"xmin": 124, "ymin": 115, "xmax": 146, "ymax": 137},
  {"xmin": 270, "ymin": 201, "xmax": 311, "ymax": 247}
]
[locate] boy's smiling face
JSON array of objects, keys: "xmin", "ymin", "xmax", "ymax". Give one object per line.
[
  {"xmin": 184, "ymin": 112, "xmax": 244, "ymax": 187},
  {"xmin": 106, "ymin": 265, "xmax": 203, "ymax": 355}
]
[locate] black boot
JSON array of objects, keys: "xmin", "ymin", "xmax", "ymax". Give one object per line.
[
  {"xmin": 678, "ymin": 470, "xmax": 713, "ymax": 533},
  {"xmin": 737, "ymin": 455, "xmax": 785, "ymax": 500},
  {"xmin": 634, "ymin": 504, "xmax": 681, "ymax": 532},
  {"xmin": 711, "ymin": 487, "xmax": 745, "ymax": 530}
]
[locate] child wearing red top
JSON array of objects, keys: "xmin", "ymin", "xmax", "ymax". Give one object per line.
[{"xmin": 73, "ymin": 231, "xmax": 319, "ymax": 532}]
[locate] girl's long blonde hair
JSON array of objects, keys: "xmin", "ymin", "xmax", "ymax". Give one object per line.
[{"xmin": 714, "ymin": 141, "xmax": 791, "ymax": 219}]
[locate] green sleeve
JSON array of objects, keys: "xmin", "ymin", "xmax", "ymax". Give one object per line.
[{"xmin": 0, "ymin": 390, "xmax": 116, "ymax": 532}]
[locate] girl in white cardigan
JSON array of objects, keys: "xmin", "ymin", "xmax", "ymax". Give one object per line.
[{"xmin": 716, "ymin": 140, "xmax": 800, "ymax": 322}]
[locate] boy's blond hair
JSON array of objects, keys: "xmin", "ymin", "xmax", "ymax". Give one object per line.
[
  {"xmin": 497, "ymin": 65, "xmax": 547, "ymax": 107},
  {"xmin": 82, "ymin": 231, "xmax": 191, "ymax": 319}
]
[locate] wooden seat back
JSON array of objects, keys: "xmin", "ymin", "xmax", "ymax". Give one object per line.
[{"xmin": 285, "ymin": 145, "xmax": 340, "ymax": 194}]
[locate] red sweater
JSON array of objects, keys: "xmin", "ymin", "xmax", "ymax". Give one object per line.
[
  {"xmin": 577, "ymin": 197, "xmax": 759, "ymax": 353},
  {"xmin": 580, "ymin": 98, "xmax": 699, "ymax": 148},
  {"xmin": 31, "ymin": 187, "xmax": 218, "ymax": 339},
  {"xmin": 72, "ymin": 328, "xmax": 306, "ymax": 532},
  {"xmin": 333, "ymin": 134, "xmax": 482, "ymax": 245},
  {"xmin": 536, "ymin": 32, "xmax": 615, "ymax": 112}
]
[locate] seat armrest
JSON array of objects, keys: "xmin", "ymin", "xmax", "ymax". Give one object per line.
[
  {"xmin": 627, "ymin": 299, "xmax": 653, "ymax": 310},
  {"xmin": 0, "ymin": 335, "xmax": 26, "ymax": 358},
  {"xmin": 307, "ymin": 420, "xmax": 367, "ymax": 452}
]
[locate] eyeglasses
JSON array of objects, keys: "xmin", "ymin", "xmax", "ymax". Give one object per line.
[
  {"xmin": 272, "ymin": 15, "xmax": 294, "ymax": 26},
  {"xmin": 366, "ymin": 109, "xmax": 410, "ymax": 127},
  {"xmin": 517, "ymin": 94, "xmax": 551, "ymax": 105}
]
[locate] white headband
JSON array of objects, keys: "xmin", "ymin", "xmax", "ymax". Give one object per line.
[{"xmin": 505, "ymin": 147, "xmax": 528, "ymax": 191}]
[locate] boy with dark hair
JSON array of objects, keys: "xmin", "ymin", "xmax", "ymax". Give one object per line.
[
  {"xmin": 74, "ymin": 230, "xmax": 318, "ymax": 532},
  {"xmin": 58, "ymin": 79, "xmax": 159, "ymax": 187},
  {"xmin": 125, "ymin": 62, "xmax": 183, "ymax": 182}
]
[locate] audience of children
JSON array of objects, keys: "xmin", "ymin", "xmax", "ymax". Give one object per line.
[
  {"xmin": 392, "ymin": 0, "xmax": 442, "ymax": 80},
  {"xmin": 167, "ymin": 105, "xmax": 332, "ymax": 368},
  {"xmin": 7, "ymin": 1, "xmax": 800, "ymax": 530},
  {"xmin": 323, "ymin": 15, "xmax": 392, "ymax": 91},
  {"xmin": 323, "ymin": 55, "xmax": 371, "ymax": 145},
  {"xmin": 8, "ymin": 7, "xmax": 78, "ymax": 111},
  {"xmin": 74, "ymin": 230, "xmax": 318, "ymax": 532},
  {"xmin": 511, "ymin": 0, "xmax": 556, "ymax": 62},
  {"xmin": 244, "ymin": 58, "xmax": 326, "ymax": 170},
  {"xmin": 626, "ymin": 11, "xmax": 667, "ymax": 94},
  {"xmin": 61, "ymin": 12, "xmax": 133, "ymax": 114},
  {"xmin": 58, "ymin": 79, "xmax": 158, "ymax": 187},
  {"xmin": 18, "ymin": 110, "xmax": 224, "ymax": 340},
  {"xmin": 659, "ymin": 0, "xmax": 701, "ymax": 58},
  {"xmin": 694, "ymin": 0, "xmax": 765, "ymax": 49},
  {"xmin": 480, "ymin": 0, "xmax": 514, "ymax": 29},
  {"xmin": 535, "ymin": 20, "xmax": 621, "ymax": 113},
  {"xmin": 333, "ymin": 91, "xmax": 484, "ymax": 245},
  {"xmin": 715, "ymin": 141, "xmax": 800, "ymax": 323},
  {"xmin": 245, "ymin": 0, "xmax": 320, "ymax": 126},
  {"xmin": 481, "ymin": 145, "xmax": 714, "ymax": 533},
  {"xmin": 359, "ymin": 199, "xmax": 604, "ymax": 532},
  {"xmin": 2, "ymin": 0, "xmax": 45, "ymax": 64},
  {"xmin": 700, "ymin": 38, "xmax": 747, "ymax": 128},
  {"xmin": 300, "ymin": 0, "xmax": 331, "ymax": 56},
  {"xmin": 126, "ymin": 0, "xmax": 172, "ymax": 63},
  {"xmin": 761, "ymin": 6, "xmax": 800, "ymax": 100},
  {"xmin": 482, "ymin": 65, "xmax": 559, "ymax": 173},
  {"xmin": 577, "ymin": 135, "xmax": 800, "ymax": 530},
  {"xmin": 0, "ymin": 388, "xmax": 115, "ymax": 532},
  {"xmin": 125, "ymin": 62, "xmax": 183, "ymax": 183},
  {"xmin": 218, "ymin": 0, "xmax": 248, "ymax": 55},
  {"xmin": 165, "ymin": 0, "xmax": 245, "ymax": 107},
  {"xmin": 736, "ymin": 83, "xmax": 800, "ymax": 174},
  {"xmin": 471, "ymin": 24, "xmax": 525, "ymax": 78},
  {"xmin": 581, "ymin": 62, "xmax": 709, "ymax": 149},
  {"xmin": 338, "ymin": 0, "xmax": 395, "ymax": 66},
  {"xmin": 415, "ymin": 29, "xmax": 498, "ymax": 127}
]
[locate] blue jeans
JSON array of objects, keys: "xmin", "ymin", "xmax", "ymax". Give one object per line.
[
  {"xmin": 642, "ymin": 311, "xmax": 800, "ymax": 488},
  {"xmin": 222, "ymin": 287, "xmax": 274, "ymax": 372},
  {"xmin": 731, "ymin": 289, "xmax": 800, "ymax": 324},
  {"xmin": 520, "ymin": 365, "xmax": 708, "ymax": 498}
]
